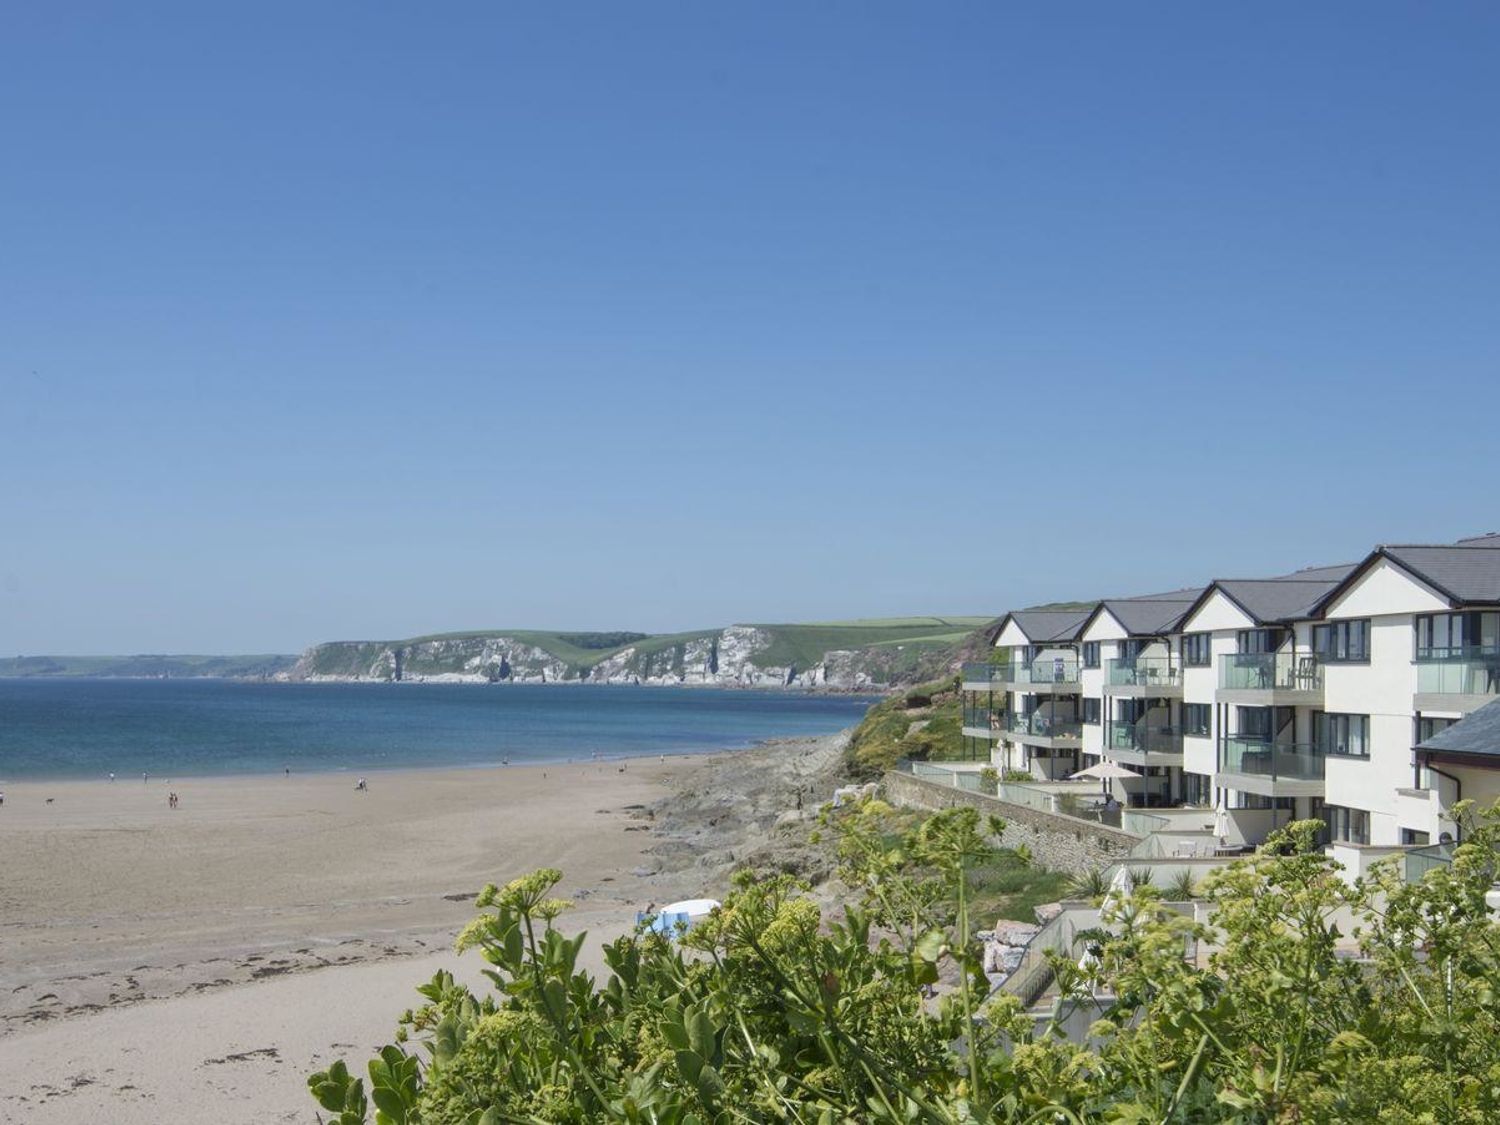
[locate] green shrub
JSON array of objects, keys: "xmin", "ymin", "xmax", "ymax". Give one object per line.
[{"xmin": 316, "ymin": 805, "xmax": 1500, "ymax": 1123}]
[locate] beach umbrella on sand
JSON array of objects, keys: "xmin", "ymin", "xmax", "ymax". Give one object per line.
[{"xmin": 1069, "ymin": 761, "xmax": 1142, "ymax": 796}]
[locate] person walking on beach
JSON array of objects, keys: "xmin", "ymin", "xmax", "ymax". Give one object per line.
[{"xmin": 355, "ymin": 777, "xmax": 367, "ymax": 792}]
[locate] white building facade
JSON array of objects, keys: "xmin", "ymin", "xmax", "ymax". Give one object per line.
[{"xmin": 960, "ymin": 534, "xmax": 1500, "ymax": 848}]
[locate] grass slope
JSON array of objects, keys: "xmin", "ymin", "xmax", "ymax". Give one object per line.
[
  {"xmin": 843, "ymin": 676, "xmax": 969, "ymax": 780},
  {"xmin": 0, "ymin": 654, "xmax": 297, "ymax": 678},
  {"xmin": 741, "ymin": 621, "xmax": 985, "ymax": 671}
]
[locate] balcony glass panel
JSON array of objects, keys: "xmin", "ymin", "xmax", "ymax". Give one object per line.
[
  {"xmin": 1105, "ymin": 656, "xmax": 1181, "ymax": 687},
  {"xmin": 962, "ymin": 708, "xmax": 1004, "ymax": 732},
  {"xmin": 1107, "ymin": 721, "xmax": 1184, "ymax": 754},
  {"xmin": 1219, "ymin": 652, "xmax": 1323, "ymax": 692},
  {"xmin": 1415, "ymin": 650, "xmax": 1500, "ymax": 695},
  {"xmin": 961, "ymin": 662, "xmax": 1005, "ymax": 684},
  {"xmin": 1220, "ymin": 736, "xmax": 1326, "ymax": 781},
  {"xmin": 999, "ymin": 656, "xmax": 1081, "ymax": 686},
  {"xmin": 1006, "ymin": 713, "xmax": 1081, "ymax": 739}
]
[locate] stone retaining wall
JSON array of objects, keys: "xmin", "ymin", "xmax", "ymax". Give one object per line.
[{"xmin": 882, "ymin": 771, "xmax": 1137, "ymax": 875}]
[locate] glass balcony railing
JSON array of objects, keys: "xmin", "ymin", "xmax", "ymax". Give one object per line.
[
  {"xmin": 1006, "ymin": 713, "xmax": 1082, "ymax": 739},
  {"xmin": 961, "ymin": 708, "xmax": 1005, "ymax": 732},
  {"xmin": 1219, "ymin": 736, "xmax": 1325, "ymax": 781},
  {"xmin": 1105, "ymin": 656, "xmax": 1181, "ymax": 688},
  {"xmin": 998, "ymin": 657, "xmax": 1081, "ymax": 687},
  {"xmin": 961, "ymin": 662, "xmax": 1007, "ymax": 685},
  {"xmin": 1415, "ymin": 649, "xmax": 1500, "ymax": 696},
  {"xmin": 1404, "ymin": 843, "xmax": 1454, "ymax": 883},
  {"xmin": 1219, "ymin": 651, "xmax": 1323, "ymax": 692},
  {"xmin": 1107, "ymin": 721, "xmax": 1184, "ymax": 755}
]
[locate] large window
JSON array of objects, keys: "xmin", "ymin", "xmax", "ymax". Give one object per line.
[
  {"xmin": 1081, "ymin": 697, "xmax": 1101, "ymax": 724},
  {"xmin": 1081, "ymin": 642, "xmax": 1100, "ymax": 669},
  {"xmin": 1415, "ymin": 611, "xmax": 1500, "ymax": 660},
  {"xmin": 1236, "ymin": 706, "xmax": 1275, "ymax": 740},
  {"xmin": 1237, "ymin": 628, "xmax": 1287, "ymax": 654},
  {"xmin": 1326, "ymin": 804, "xmax": 1371, "ymax": 845},
  {"xmin": 1183, "ymin": 703, "xmax": 1211, "ymax": 737},
  {"xmin": 1315, "ymin": 712, "xmax": 1370, "ymax": 758},
  {"xmin": 1230, "ymin": 793, "xmax": 1294, "ymax": 811},
  {"xmin": 1313, "ymin": 619, "xmax": 1370, "ymax": 663},
  {"xmin": 1184, "ymin": 772, "xmax": 1212, "ymax": 806},
  {"xmin": 1182, "ymin": 633, "xmax": 1212, "ymax": 666}
]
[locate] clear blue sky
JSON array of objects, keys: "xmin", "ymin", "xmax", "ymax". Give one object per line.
[{"xmin": 3, "ymin": 3, "xmax": 1498, "ymax": 654}]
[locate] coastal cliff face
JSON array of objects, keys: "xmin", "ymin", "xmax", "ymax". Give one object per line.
[{"xmin": 285, "ymin": 625, "xmax": 937, "ymax": 690}]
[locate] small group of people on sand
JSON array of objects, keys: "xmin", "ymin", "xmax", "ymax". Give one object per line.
[{"xmin": 167, "ymin": 791, "xmax": 180, "ymax": 809}]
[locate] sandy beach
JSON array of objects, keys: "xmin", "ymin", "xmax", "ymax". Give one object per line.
[{"xmin": 0, "ymin": 733, "xmax": 847, "ymax": 1123}]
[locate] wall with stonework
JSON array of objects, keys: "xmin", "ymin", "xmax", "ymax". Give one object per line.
[{"xmin": 882, "ymin": 771, "xmax": 1137, "ymax": 875}]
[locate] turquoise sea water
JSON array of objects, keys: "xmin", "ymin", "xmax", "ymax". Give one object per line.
[{"xmin": 0, "ymin": 679, "xmax": 877, "ymax": 781}]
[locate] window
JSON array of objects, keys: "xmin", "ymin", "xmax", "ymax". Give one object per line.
[
  {"xmin": 1230, "ymin": 793, "xmax": 1294, "ymax": 811},
  {"xmin": 1081, "ymin": 698, "xmax": 1101, "ymax": 724},
  {"xmin": 1236, "ymin": 706, "xmax": 1275, "ymax": 740},
  {"xmin": 1183, "ymin": 703, "xmax": 1211, "ymax": 737},
  {"xmin": 1182, "ymin": 633, "xmax": 1211, "ymax": 666},
  {"xmin": 1326, "ymin": 804, "xmax": 1371, "ymax": 845},
  {"xmin": 1401, "ymin": 828, "xmax": 1430, "ymax": 846},
  {"xmin": 1237, "ymin": 628, "xmax": 1286, "ymax": 654},
  {"xmin": 1118, "ymin": 638, "xmax": 1147, "ymax": 661},
  {"xmin": 1415, "ymin": 611, "xmax": 1500, "ymax": 659},
  {"xmin": 1315, "ymin": 712, "xmax": 1370, "ymax": 758},
  {"xmin": 1081, "ymin": 642, "xmax": 1100, "ymax": 669},
  {"xmin": 1183, "ymin": 772, "xmax": 1212, "ymax": 806},
  {"xmin": 1313, "ymin": 619, "xmax": 1370, "ymax": 662},
  {"xmin": 1418, "ymin": 716, "xmax": 1457, "ymax": 743}
]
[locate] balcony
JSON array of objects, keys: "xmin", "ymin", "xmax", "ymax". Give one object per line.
[
  {"xmin": 1215, "ymin": 736, "xmax": 1325, "ymax": 797},
  {"xmin": 1005, "ymin": 711, "xmax": 1082, "ymax": 749},
  {"xmin": 1103, "ymin": 656, "xmax": 1182, "ymax": 697},
  {"xmin": 1105, "ymin": 720, "xmax": 1184, "ymax": 767},
  {"xmin": 1414, "ymin": 647, "xmax": 1500, "ymax": 714},
  {"xmin": 997, "ymin": 656, "xmax": 1081, "ymax": 693},
  {"xmin": 961, "ymin": 707, "xmax": 1005, "ymax": 740},
  {"xmin": 1216, "ymin": 651, "xmax": 1324, "ymax": 705},
  {"xmin": 960, "ymin": 662, "xmax": 1006, "ymax": 691}
]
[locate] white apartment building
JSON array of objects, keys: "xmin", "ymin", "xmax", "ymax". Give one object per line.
[{"xmin": 959, "ymin": 533, "xmax": 1500, "ymax": 848}]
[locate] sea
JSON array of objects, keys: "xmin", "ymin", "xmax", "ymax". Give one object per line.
[{"xmin": 0, "ymin": 679, "xmax": 878, "ymax": 781}]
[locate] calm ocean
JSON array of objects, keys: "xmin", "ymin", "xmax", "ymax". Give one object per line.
[{"xmin": 0, "ymin": 680, "xmax": 877, "ymax": 781}]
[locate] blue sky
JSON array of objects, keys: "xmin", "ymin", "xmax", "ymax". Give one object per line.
[{"xmin": 2, "ymin": 3, "xmax": 1498, "ymax": 653}]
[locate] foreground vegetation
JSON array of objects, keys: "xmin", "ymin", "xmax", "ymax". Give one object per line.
[{"xmin": 312, "ymin": 801, "xmax": 1500, "ymax": 1123}]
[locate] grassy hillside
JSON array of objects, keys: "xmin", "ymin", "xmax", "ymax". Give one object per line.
[
  {"xmin": 843, "ymin": 676, "xmax": 969, "ymax": 780},
  {"xmin": 0, "ymin": 654, "xmax": 297, "ymax": 678},
  {"xmin": 742, "ymin": 618, "xmax": 991, "ymax": 672}
]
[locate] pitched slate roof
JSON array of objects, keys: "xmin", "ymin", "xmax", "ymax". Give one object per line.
[
  {"xmin": 1378, "ymin": 545, "xmax": 1500, "ymax": 604},
  {"xmin": 1214, "ymin": 573, "xmax": 1356, "ymax": 624},
  {"xmin": 1454, "ymin": 533, "xmax": 1500, "ymax": 548},
  {"xmin": 1091, "ymin": 590, "xmax": 1204, "ymax": 637},
  {"xmin": 1001, "ymin": 608, "xmax": 1095, "ymax": 643},
  {"xmin": 1416, "ymin": 698, "xmax": 1500, "ymax": 761}
]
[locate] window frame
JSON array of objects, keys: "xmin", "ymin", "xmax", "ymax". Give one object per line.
[
  {"xmin": 1183, "ymin": 702, "xmax": 1211, "ymax": 738},
  {"xmin": 1182, "ymin": 632, "xmax": 1212, "ymax": 667},
  {"xmin": 1081, "ymin": 642, "xmax": 1100, "ymax": 669},
  {"xmin": 1312, "ymin": 619, "xmax": 1370, "ymax": 663},
  {"xmin": 1315, "ymin": 711, "xmax": 1370, "ymax": 758}
]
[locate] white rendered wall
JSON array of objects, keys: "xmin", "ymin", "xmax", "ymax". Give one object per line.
[{"xmin": 1318, "ymin": 562, "xmax": 1454, "ymax": 844}]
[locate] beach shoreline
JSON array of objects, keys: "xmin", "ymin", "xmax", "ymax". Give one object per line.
[{"xmin": 0, "ymin": 730, "xmax": 852, "ymax": 1123}]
